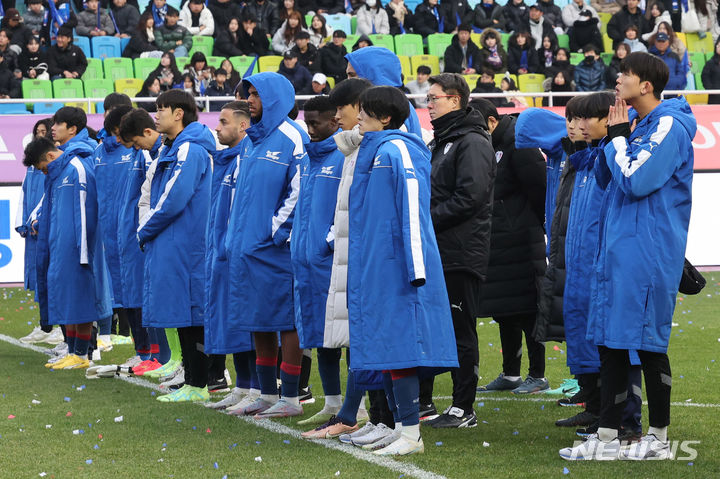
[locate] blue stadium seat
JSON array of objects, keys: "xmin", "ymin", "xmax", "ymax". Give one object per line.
[
  {"xmin": 0, "ymin": 104, "xmax": 30, "ymax": 114},
  {"xmin": 324, "ymin": 14, "xmax": 351, "ymax": 35},
  {"xmin": 91, "ymin": 36, "xmax": 122, "ymax": 59},
  {"xmin": 120, "ymin": 37, "xmax": 130, "ymax": 54},
  {"xmin": 33, "ymin": 102, "xmax": 63, "ymax": 114},
  {"xmin": 73, "ymin": 36, "xmax": 92, "ymax": 58}
]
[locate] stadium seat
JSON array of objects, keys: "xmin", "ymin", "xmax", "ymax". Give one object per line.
[
  {"xmin": 570, "ymin": 52, "xmax": 584, "ymax": 65},
  {"xmin": 351, "ymin": 16, "xmax": 357, "ymax": 34},
  {"xmin": 134, "ymin": 57, "xmax": 161, "ymax": 79},
  {"xmin": 500, "ymin": 33, "xmax": 509, "ymax": 50},
  {"xmin": 207, "ymin": 56, "xmax": 225, "ymax": 69},
  {"xmin": 305, "ymin": 14, "xmax": 313, "ymax": 27},
  {"xmin": 464, "ymin": 74, "xmax": 479, "ymax": 90},
  {"xmin": 82, "ymin": 58, "xmax": 104, "ymax": 80},
  {"xmin": 22, "ymin": 79, "xmax": 53, "ymax": 99},
  {"xmin": 411, "ymin": 54, "xmax": 440, "ymax": 75},
  {"xmin": 369, "ymin": 34, "xmax": 395, "ymax": 52},
  {"xmin": 427, "ymin": 33, "xmax": 453, "ymax": 59},
  {"xmin": 229, "ymin": 55, "xmax": 259, "ymax": 76},
  {"xmin": 557, "ymin": 34, "xmax": 569, "ymax": 50},
  {"xmin": 689, "ymin": 52, "xmax": 706, "ymax": 75},
  {"xmin": 33, "ymin": 102, "xmax": 63, "ymax": 114},
  {"xmin": 707, "ymin": 51, "xmax": 714, "ymax": 61},
  {"xmin": 686, "ymin": 33, "xmax": 714, "ymax": 54},
  {"xmin": 326, "ymin": 76, "xmax": 335, "ymax": 88},
  {"xmin": 675, "ymin": 32, "xmax": 687, "ymax": 47},
  {"xmin": 175, "ymin": 57, "xmax": 189, "ymax": 69},
  {"xmin": 52, "ymin": 78, "xmax": 84, "ymax": 98},
  {"xmin": 517, "ymin": 73, "xmax": 544, "ymax": 92},
  {"xmin": 84, "ymin": 78, "xmax": 114, "ymax": 98},
  {"xmin": 600, "ymin": 52, "xmax": 613, "ymax": 66},
  {"xmin": 394, "ymin": 33, "xmax": 424, "ymax": 57},
  {"xmin": 73, "ymin": 36, "xmax": 91, "ymax": 58},
  {"xmin": 190, "ymin": 35, "xmax": 214, "ymax": 57},
  {"xmin": 494, "ymin": 73, "xmax": 517, "ymax": 88},
  {"xmin": 470, "ymin": 33, "xmax": 481, "ymax": 47},
  {"xmin": 345, "ymin": 33, "xmax": 360, "ymax": 50},
  {"xmin": 104, "ymin": 57, "xmax": 134, "ymax": 81},
  {"xmin": 92, "ymin": 36, "xmax": 122, "ymax": 59},
  {"xmin": 258, "ymin": 55, "xmax": 282, "ymax": 72},
  {"xmin": 0, "ymin": 103, "xmax": 30, "ymax": 114},
  {"xmin": 602, "ymin": 33, "xmax": 612, "ymax": 52},
  {"xmin": 325, "ymin": 14, "xmax": 351, "ymax": 34},
  {"xmin": 598, "ymin": 12, "xmax": 611, "ymax": 34},
  {"xmin": 120, "ymin": 36, "xmax": 130, "ymax": 54},
  {"xmin": 115, "ymin": 78, "xmax": 144, "ymax": 97},
  {"xmin": 64, "ymin": 101, "xmax": 90, "ymax": 112},
  {"xmin": 395, "ymin": 54, "xmax": 411, "ymax": 78}
]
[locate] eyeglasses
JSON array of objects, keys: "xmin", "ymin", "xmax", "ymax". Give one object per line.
[{"xmin": 426, "ymin": 94, "xmax": 459, "ymax": 104}]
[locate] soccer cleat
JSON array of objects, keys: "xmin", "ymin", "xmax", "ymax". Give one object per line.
[
  {"xmin": 558, "ymin": 388, "xmax": 588, "ymax": 407},
  {"xmin": 620, "ymin": 434, "xmax": 673, "ymax": 460},
  {"xmin": 428, "ymin": 407, "xmax": 477, "ymax": 428},
  {"xmin": 576, "ymin": 421, "xmax": 599, "ymax": 438},
  {"xmin": 299, "ymin": 387, "xmax": 315, "ymax": 405},
  {"xmin": 45, "ymin": 352, "xmax": 71, "ymax": 368},
  {"xmin": 159, "ymin": 368, "xmax": 185, "ymax": 390},
  {"xmin": 297, "ymin": 407, "xmax": 341, "ymax": 427},
  {"xmin": 110, "ymin": 334, "xmax": 133, "ymax": 345},
  {"xmin": 145, "ymin": 359, "xmax": 181, "ymax": 379},
  {"xmin": 373, "ymin": 434, "xmax": 424, "ymax": 456},
  {"xmin": 121, "ymin": 355, "xmax": 143, "ymax": 369},
  {"xmin": 133, "ymin": 359, "xmax": 162, "ymax": 376},
  {"xmin": 477, "ymin": 373, "xmax": 523, "ymax": 392},
  {"xmin": 555, "ymin": 411, "xmax": 600, "ymax": 427},
  {"xmin": 96, "ymin": 336, "xmax": 113, "ymax": 352},
  {"xmin": 339, "ymin": 422, "xmax": 376, "ymax": 444},
  {"xmin": 156, "ymin": 385, "xmax": 210, "ymax": 402},
  {"xmin": 544, "ymin": 378, "xmax": 580, "ymax": 396},
  {"xmin": 59, "ymin": 354, "xmax": 90, "ymax": 370},
  {"xmin": 207, "ymin": 388, "xmax": 245, "ymax": 410},
  {"xmin": 233, "ymin": 397, "xmax": 275, "ymax": 416},
  {"xmin": 50, "ymin": 341, "xmax": 69, "ymax": 356},
  {"xmin": 45, "ymin": 328, "xmax": 65, "ymax": 345},
  {"xmin": 559, "ymin": 433, "xmax": 621, "ymax": 461},
  {"xmin": 617, "ymin": 428, "xmax": 643, "ymax": 445},
  {"xmin": 301, "ymin": 415, "xmax": 356, "ymax": 439},
  {"xmin": 208, "ymin": 370, "xmax": 232, "ymax": 393},
  {"xmin": 419, "ymin": 403, "xmax": 439, "ymax": 422},
  {"xmin": 511, "ymin": 376, "xmax": 550, "ymax": 394},
  {"xmin": 20, "ymin": 326, "xmax": 52, "ymax": 344},
  {"xmin": 360, "ymin": 425, "xmax": 399, "ymax": 450},
  {"xmin": 254, "ymin": 399, "xmax": 303, "ymax": 419},
  {"xmin": 227, "ymin": 394, "xmax": 261, "ymax": 415}
]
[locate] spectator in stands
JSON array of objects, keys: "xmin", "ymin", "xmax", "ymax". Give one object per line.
[
  {"xmin": 508, "ymin": 31, "xmax": 539, "ymax": 74},
  {"xmin": 23, "ymin": 0, "xmax": 45, "ymax": 39},
  {"xmin": 214, "ymin": 17, "xmax": 244, "ymax": 57},
  {"xmin": 220, "ymin": 59, "xmax": 241, "ymax": 86},
  {"xmin": 502, "ymin": 0, "xmax": 529, "ymax": 35},
  {"xmin": 278, "ymin": 49, "xmax": 313, "ymax": 93},
  {"xmin": 47, "ymin": 27, "xmax": 87, "ymax": 80},
  {"xmin": 123, "ymin": 12, "xmax": 162, "ymax": 58},
  {"xmin": 308, "ymin": 14, "xmax": 332, "ymax": 47},
  {"xmin": 562, "ymin": 0, "xmax": 598, "ymax": 29},
  {"xmin": 291, "ymin": 31, "xmax": 318, "ymax": 68},
  {"xmin": 544, "ymin": 46, "xmax": 573, "ymax": 78},
  {"xmin": 604, "ymin": 42, "xmax": 628, "ymax": 86},
  {"xmin": 208, "ymin": 0, "xmax": 244, "ymax": 33},
  {"xmin": 472, "ymin": 68, "xmax": 509, "ymax": 107},
  {"xmin": 655, "ymin": 21, "xmax": 687, "ymax": 70},
  {"xmin": 473, "ymin": 0, "xmax": 506, "ymax": 31},
  {"xmin": 352, "ymin": 34, "xmax": 373, "ymax": 50},
  {"xmin": 536, "ymin": 0, "xmax": 564, "ymax": 30},
  {"xmin": 590, "ymin": 0, "xmax": 620, "ymax": 14},
  {"xmin": 442, "ymin": 0, "xmax": 474, "ymax": 32},
  {"xmin": 144, "ymin": 0, "xmax": 168, "ymax": 28},
  {"xmin": 526, "ymin": 4, "xmax": 556, "ymax": 48},
  {"xmin": 623, "ymin": 24, "xmax": 647, "ymax": 52},
  {"xmin": 148, "ymin": 51, "xmax": 182, "ymax": 90},
  {"xmin": 77, "ymin": 0, "xmax": 116, "ymax": 37},
  {"xmin": 683, "ymin": 0, "xmax": 711, "ymax": 35},
  {"xmin": 702, "ymin": 38, "xmax": 720, "ymax": 103},
  {"xmin": 19, "ymin": 35, "xmax": 49, "ymax": 79},
  {"xmin": 406, "ymin": 65, "xmax": 431, "ymax": 107},
  {"xmin": 278, "ymin": 0, "xmax": 301, "ymax": 23},
  {"xmin": 479, "ymin": 28, "xmax": 508, "ymax": 74},
  {"xmin": 606, "ymin": 0, "xmax": 649, "ymax": 48},
  {"xmin": 537, "ymin": 33, "xmax": 558, "ymax": 74},
  {"xmin": 356, "ymin": 0, "xmax": 390, "ymax": 35},
  {"xmin": 542, "ymin": 69, "xmax": 573, "ymax": 105},
  {"xmin": 205, "ymin": 68, "xmax": 234, "ymax": 111},
  {"xmin": 573, "ymin": 43, "xmax": 606, "ymax": 91},
  {"xmin": 180, "ymin": 0, "xmax": 215, "ymax": 36},
  {"xmin": 184, "ymin": 51, "xmax": 212, "ymax": 94},
  {"xmin": 313, "ymin": 29, "xmax": 348, "ymax": 84},
  {"xmin": 386, "ymin": 0, "xmax": 411, "ymax": 35},
  {"xmin": 272, "ymin": 10, "xmax": 308, "ymax": 53},
  {"xmin": 444, "ymin": 24, "xmax": 482, "ymax": 74},
  {"xmin": 238, "ymin": 14, "xmax": 271, "ymax": 56},
  {"xmin": 642, "ymin": 1, "xmax": 670, "ymax": 42},
  {"xmin": 178, "ymin": 72, "xmax": 204, "ymax": 110},
  {"xmin": 568, "ymin": 9, "xmax": 603, "ymax": 52},
  {"xmin": 413, "ymin": 0, "xmax": 449, "ymax": 36},
  {"xmin": 500, "ymin": 75, "xmax": 531, "ymax": 106},
  {"xmin": 313, "ymin": 0, "xmax": 345, "ymax": 14},
  {"xmin": 0, "ymin": 30, "xmax": 19, "ymax": 74},
  {"xmin": 112, "ymin": 0, "xmax": 141, "ymax": 37},
  {"xmin": 155, "ymin": 6, "xmax": 192, "ymax": 58},
  {"xmin": 41, "ymin": 0, "xmax": 78, "ymax": 46},
  {"xmin": 0, "ymin": 46, "xmax": 21, "ymax": 98},
  {"xmin": 137, "ymin": 74, "xmax": 161, "ymax": 111},
  {"xmin": 648, "ymin": 32, "xmax": 686, "ymax": 90},
  {"xmin": 310, "ymin": 72, "xmax": 330, "ymax": 93},
  {"xmin": 244, "ymin": 0, "xmax": 281, "ymax": 36},
  {"xmin": 2, "ymin": 9, "xmax": 33, "ymax": 54}
]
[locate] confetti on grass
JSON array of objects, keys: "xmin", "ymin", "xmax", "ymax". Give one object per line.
[
  {"xmin": 563, "ymin": 467, "xmax": 570, "ymax": 474},
  {"xmin": 85, "ymin": 459, "xmax": 93, "ymax": 465},
  {"xmin": 254, "ymin": 456, "xmax": 262, "ymax": 463}
]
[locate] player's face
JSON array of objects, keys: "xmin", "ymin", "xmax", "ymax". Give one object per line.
[
  {"xmin": 246, "ymin": 85, "xmax": 263, "ymax": 120},
  {"xmin": 615, "ymin": 71, "xmax": 642, "ymax": 101},
  {"xmin": 215, "ymin": 108, "xmax": 242, "ymax": 146},
  {"xmin": 577, "ymin": 116, "xmax": 608, "ymax": 141},
  {"xmin": 357, "ymin": 107, "xmax": 385, "ymax": 134},
  {"xmin": 51, "ymin": 121, "xmax": 73, "ymax": 145},
  {"xmin": 304, "ymin": 110, "xmax": 336, "ymax": 142}
]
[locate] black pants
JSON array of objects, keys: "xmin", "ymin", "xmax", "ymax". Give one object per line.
[
  {"xmin": 177, "ymin": 326, "xmax": 209, "ymax": 388},
  {"xmin": 112, "ymin": 308, "xmax": 131, "ymax": 337},
  {"xmin": 368, "ymin": 389, "xmax": 394, "ymax": 428},
  {"xmin": 497, "ymin": 312, "xmax": 545, "ymax": 378},
  {"xmin": 208, "ymin": 354, "xmax": 226, "ymax": 382},
  {"xmin": 579, "ymin": 372, "xmax": 601, "ymax": 415},
  {"xmin": 599, "ymin": 346, "xmax": 671, "ymax": 431}
]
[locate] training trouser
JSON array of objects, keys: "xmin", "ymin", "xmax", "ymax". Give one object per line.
[
  {"xmin": 497, "ymin": 312, "xmax": 545, "ymax": 379},
  {"xmin": 178, "ymin": 326, "xmax": 209, "ymax": 388}
]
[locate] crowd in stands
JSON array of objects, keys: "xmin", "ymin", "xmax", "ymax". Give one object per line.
[{"xmin": 1, "ymin": 0, "xmax": 720, "ymax": 102}]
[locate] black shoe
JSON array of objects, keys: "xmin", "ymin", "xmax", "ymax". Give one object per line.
[
  {"xmin": 576, "ymin": 420, "xmax": 599, "ymax": 437},
  {"xmin": 429, "ymin": 407, "xmax": 477, "ymax": 429},
  {"xmin": 208, "ymin": 376, "xmax": 230, "ymax": 393},
  {"xmin": 618, "ymin": 427, "xmax": 642, "ymax": 445},
  {"xmin": 555, "ymin": 410, "xmax": 599, "ymax": 427},
  {"xmin": 299, "ymin": 387, "xmax": 315, "ymax": 404},
  {"xmin": 419, "ymin": 403, "xmax": 439, "ymax": 422},
  {"xmin": 557, "ymin": 388, "xmax": 587, "ymax": 407}
]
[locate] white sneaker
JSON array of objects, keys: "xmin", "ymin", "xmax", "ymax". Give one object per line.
[
  {"xmin": 339, "ymin": 422, "xmax": 376, "ymax": 444},
  {"xmin": 97, "ymin": 335, "xmax": 113, "ymax": 352},
  {"xmin": 91, "ymin": 349, "xmax": 101, "ymax": 361},
  {"xmin": 226, "ymin": 393, "xmax": 260, "ymax": 414},
  {"xmin": 121, "ymin": 355, "xmax": 143, "ymax": 369},
  {"xmin": 45, "ymin": 328, "xmax": 65, "ymax": 345},
  {"xmin": 620, "ymin": 434, "xmax": 673, "ymax": 460},
  {"xmin": 159, "ymin": 368, "xmax": 185, "ymax": 389},
  {"xmin": 559, "ymin": 433, "xmax": 621, "ymax": 461},
  {"xmin": 359, "ymin": 424, "xmax": 399, "ymax": 450},
  {"xmin": 50, "ymin": 342, "xmax": 69, "ymax": 356},
  {"xmin": 207, "ymin": 388, "xmax": 245, "ymax": 409},
  {"xmin": 20, "ymin": 327, "xmax": 51, "ymax": 344},
  {"xmin": 373, "ymin": 434, "xmax": 424, "ymax": 456}
]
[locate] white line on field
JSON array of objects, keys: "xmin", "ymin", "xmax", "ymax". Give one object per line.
[
  {"xmin": 434, "ymin": 395, "xmax": 720, "ymax": 409},
  {"xmin": 0, "ymin": 333, "xmax": 446, "ymax": 479}
]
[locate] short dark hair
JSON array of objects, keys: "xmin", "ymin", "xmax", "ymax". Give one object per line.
[
  {"xmin": 457, "ymin": 23, "xmax": 472, "ymax": 33},
  {"xmin": 165, "ymin": 6, "xmax": 179, "ymax": 16},
  {"xmin": 578, "ymin": 91, "xmax": 614, "ymax": 119},
  {"xmin": 53, "ymin": 106, "xmax": 87, "ymax": 133},
  {"xmin": 620, "ymin": 51, "xmax": 669, "ymax": 99},
  {"xmin": 358, "ymin": 86, "xmax": 410, "ymax": 130},
  {"xmin": 32, "ymin": 118, "xmax": 53, "ymax": 138},
  {"xmin": 428, "ymin": 73, "xmax": 470, "ymax": 109},
  {"xmin": 103, "ymin": 92, "xmax": 132, "ymax": 112},
  {"xmin": 23, "ymin": 137, "xmax": 57, "ymax": 168},
  {"xmin": 294, "ymin": 30, "xmax": 310, "ymax": 40},
  {"xmin": 156, "ymin": 89, "xmax": 198, "ymax": 126},
  {"xmin": 416, "ymin": 65, "xmax": 431, "ymax": 75},
  {"xmin": 333, "ymin": 29, "xmax": 347, "ymax": 38},
  {"xmin": 624, "ymin": 24, "xmax": 639, "ymax": 34},
  {"xmin": 583, "ymin": 43, "xmax": 599, "ymax": 55},
  {"xmin": 221, "ymin": 100, "xmax": 250, "ymax": 118},
  {"xmin": 119, "ymin": 108, "xmax": 156, "ymax": 142},
  {"xmin": 329, "ymin": 77, "xmax": 373, "ymax": 107},
  {"xmin": 480, "ymin": 67, "xmax": 495, "ymax": 77},
  {"xmin": 57, "ymin": 25, "xmax": 73, "ymax": 38},
  {"xmin": 469, "ymin": 98, "xmax": 498, "ymax": 124},
  {"xmin": 104, "ymin": 104, "xmax": 134, "ymax": 134},
  {"xmin": 303, "ymin": 95, "xmax": 335, "ymax": 114},
  {"xmin": 565, "ymin": 95, "xmax": 584, "ymax": 120}
]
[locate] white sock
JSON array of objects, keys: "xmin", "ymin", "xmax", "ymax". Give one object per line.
[
  {"xmin": 248, "ymin": 388, "xmax": 261, "ymax": 397},
  {"xmin": 324, "ymin": 394, "xmax": 343, "ymax": 409},
  {"xmin": 401, "ymin": 424, "xmax": 420, "ymax": 442},
  {"xmin": 260, "ymin": 393, "xmax": 279, "ymax": 405},
  {"xmin": 358, "ymin": 398, "xmax": 367, "ymax": 411},
  {"xmin": 598, "ymin": 427, "xmax": 618, "ymax": 442},
  {"xmin": 76, "ymin": 354, "xmax": 88, "ymax": 360},
  {"xmin": 394, "ymin": 422, "xmax": 402, "ymax": 431},
  {"xmin": 282, "ymin": 395, "xmax": 300, "ymax": 406},
  {"xmin": 504, "ymin": 375, "xmax": 522, "ymax": 381},
  {"xmin": 98, "ymin": 334, "xmax": 111, "ymax": 343},
  {"xmin": 647, "ymin": 426, "xmax": 668, "ymax": 442},
  {"xmin": 236, "ymin": 387, "xmax": 250, "ymax": 396}
]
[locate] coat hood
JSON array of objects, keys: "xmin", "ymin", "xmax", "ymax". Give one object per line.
[
  {"xmin": 242, "ymin": 72, "xmax": 296, "ymax": 142},
  {"xmin": 480, "ymin": 27, "xmax": 505, "ymax": 51},
  {"xmin": 58, "ymin": 128, "xmax": 97, "ymax": 160},
  {"xmin": 345, "ymin": 47, "xmax": 402, "ymax": 87},
  {"xmin": 307, "ymin": 130, "xmax": 340, "ymax": 160},
  {"xmin": 214, "ymin": 139, "xmax": 246, "ymax": 167},
  {"xmin": 101, "ymin": 135, "xmax": 124, "ymax": 154},
  {"xmin": 166, "ymin": 121, "xmax": 216, "ymax": 158},
  {"xmin": 491, "ymin": 114, "xmax": 517, "ymax": 149},
  {"xmin": 515, "ymin": 107, "xmax": 566, "ymax": 159},
  {"xmin": 629, "ymin": 96, "xmax": 697, "ymax": 140},
  {"xmin": 361, "ymin": 128, "xmax": 428, "ymax": 155}
]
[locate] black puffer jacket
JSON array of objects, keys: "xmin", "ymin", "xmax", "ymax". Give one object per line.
[
  {"xmin": 478, "ymin": 114, "xmax": 547, "ymax": 317},
  {"xmin": 429, "ymin": 108, "xmax": 496, "ymax": 280},
  {"xmin": 443, "ymin": 34, "xmax": 482, "ymax": 73}
]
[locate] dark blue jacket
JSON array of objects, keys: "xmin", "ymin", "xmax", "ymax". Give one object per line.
[
  {"xmin": 574, "ymin": 57, "xmax": 607, "ymax": 92},
  {"xmin": 648, "ymin": 45, "xmax": 688, "ymax": 91}
]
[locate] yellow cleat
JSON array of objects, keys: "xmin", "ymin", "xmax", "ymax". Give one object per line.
[
  {"xmin": 59, "ymin": 355, "xmax": 91, "ymax": 369},
  {"xmin": 46, "ymin": 354, "xmax": 74, "ymax": 369}
]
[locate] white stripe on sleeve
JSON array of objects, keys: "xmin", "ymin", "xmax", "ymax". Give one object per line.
[
  {"xmin": 138, "ymin": 143, "xmax": 189, "ymax": 231},
  {"xmin": 613, "ymin": 116, "xmax": 673, "ymax": 177},
  {"xmin": 272, "ymin": 164, "xmax": 301, "ymax": 237},
  {"xmin": 69, "ymin": 158, "xmax": 89, "ymax": 265}
]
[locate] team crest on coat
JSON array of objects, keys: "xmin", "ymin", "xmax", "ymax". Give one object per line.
[
  {"xmin": 495, "ymin": 151, "xmax": 503, "ymax": 163},
  {"xmin": 444, "ymin": 142, "xmax": 453, "ymax": 155},
  {"xmin": 265, "ymin": 150, "xmax": 281, "ymax": 160},
  {"xmin": 320, "ymin": 165, "xmax": 335, "ymax": 175}
]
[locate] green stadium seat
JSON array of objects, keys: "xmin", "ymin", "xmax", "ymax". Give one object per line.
[
  {"xmin": 600, "ymin": 52, "xmax": 613, "ymax": 66},
  {"xmin": 411, "ymin": 54, "xmax": 440, "ymax": 75},
  {"xmin": 190, "ymin": 36, "xmax": 214, "ymax": 57},
  {"xmin": 686, "ymin": 33, "xmax": 713, "ymax": 54},
  {"xmin": 368, "ymin": 34, "xmax": 394, "ymax": 52},
  {"xmin": 175, "ymin": 57, "xmax": 189, "ymax": 69},
  {"xmin": 134, "ymin": 57, "xmax": 161, "ymax": 79},
  {"xmin": 305, "ymin": 14, "xmax": 313, "ymax": 27},
  {"xmin": 229, "ymin": 55, "xmax": 259, "ymax": 76},
  {"xmin": 707, "ymin": 51, "xmax": 714, "ymax": 61},
  {"xmin": 500, "ymin": 33, "xmax": 509, "ymax": 50},
  {"xmin": 427, "ymin": 33, "xmax": 453, "ymax": 59},
  {"xmin": 570, "ymin": 52, "xmax": 584, "ymax": 65},
  {"xmin": 258, "ymin": 55, "xmax": 283, "ymax": 72},
  {"xmin": 557, "ymin": 34, "xmax": 569, "ymax": 50},
  {"xmin": 689, "ymin": 52, "xmax": 706, "ymax": 75},
  {"xmin": 22, "ymin": 79, "xmax": 53, "ymax": 100},
  {"xmin": 351, "ymin": 16, "xmax": 357, "ymax": 34},
  {"xmin": 394, "ymin": 33, "xmax": 424, "ymax": 57},
  {"xmin": 104, "ymin": 57, "xmax": 134, "ymax": 82},
  {"xmin": 345, "ymin": 34, "xmax": 360, "ymax": 50},
  {"xmin": 115, "ymin": 78, "xmax": 144, "ymax": 97},
  {"xmin": 84, "ymin": 78, "xmax": 114, "ymax": 100},
  {"xmin": 207, "ymin": 56, "xmax": 225, "ymax": 69},
  {"xmin": 52, "ymin": 78, "xmax": 84, "ymax": 98},
  {"xmin": 398, "ymin": 55, "xmax": 412, "ymax": 78},
  {"xmin": 83, "ymin": 57, "xmax": 104, "ymax": 80},
  {"xmin": 602, "ymin": 33, "xmax": 612, "ymax": 52},
  {"xmin": 598, "ymin": 12, "xmax": 611, "ymax": 34}
]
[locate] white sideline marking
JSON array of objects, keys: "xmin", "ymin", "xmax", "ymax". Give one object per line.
[
  {"xmin": 435, "ymin": 394, "xmax": 720, "ymax": 409},
  {"xmin": 0, "ymin": 333, "xmax": 446, "ymax": 479}
]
